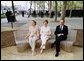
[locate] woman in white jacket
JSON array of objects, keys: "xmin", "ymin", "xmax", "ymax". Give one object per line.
[{"xmin": 40, "ymin": 20, "xmax": 51, "ymax": 54}]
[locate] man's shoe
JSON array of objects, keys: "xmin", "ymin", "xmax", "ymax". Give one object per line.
[{"xmin": 55, "ymin": 52, "xmax": 59, "ymax": 57}]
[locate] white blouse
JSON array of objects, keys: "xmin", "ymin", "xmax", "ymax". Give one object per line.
[
  {"xmin": 40, "ymin": 26, "xmax": 51, "ymax": 36},
  {"xmin": 28, "ymin": 25, "xmax": 39, "ymax": 37}
]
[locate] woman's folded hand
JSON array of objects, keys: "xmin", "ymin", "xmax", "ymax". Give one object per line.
[{"xmin": 25, "ymin": 35, "xmax": 29, "ymax": 39}]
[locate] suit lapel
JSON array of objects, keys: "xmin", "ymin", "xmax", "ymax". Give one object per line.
[
  {"xmin": 58, "ymin": 25, "xmax": 61, "ymax": 31},
  {"xmin": 63, "ymin": 25, "xmax": 65, "ymax": 31},
  {"xmin": 60, "ymin": 25, "xmax": 65, "ymax": 31}
]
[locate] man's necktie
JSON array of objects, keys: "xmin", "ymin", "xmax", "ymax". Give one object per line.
[{"xmin": 60, "ymin": 25, "xmax": 62, "ymax": 30}]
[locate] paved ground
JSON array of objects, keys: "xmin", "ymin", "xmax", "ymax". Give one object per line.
[
  {"xmin": 1, "ymin": 15, "xmax": 83, "ymax": 29},
  {"xmin": 1, "ymin": 46, "xmax": 83, "ymax": 60}
]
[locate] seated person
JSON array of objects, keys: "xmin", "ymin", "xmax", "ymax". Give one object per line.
[
  {"xmin": 51, "ymin": 19, "xmax": 68, "ymax": 57},
  {"xmin": 25, "ymin": 20, "xmax": 40, "ymax": 56},
  {"xmin": 40, "ymin": 20, "xmax": 51, "ymax": 54}
]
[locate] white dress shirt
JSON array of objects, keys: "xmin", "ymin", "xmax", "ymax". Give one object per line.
[{"xmin": 60, "ymin": 25, "xmax": 64, "ymax": 30}]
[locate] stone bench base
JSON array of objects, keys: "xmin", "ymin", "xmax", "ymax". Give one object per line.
[
  {"xmin": 36, "ymin": 40, "xmax": 74, "ymax": 52},
  {"xmin": 73, "ymin": 29, "xmax": 83, "ymax": 47},
  {"xmin": 16, "ymin": 43, "xmax": 29, "ymax": 52},
  {"xmin": 60, "ymin": 41, "xmax": 74, "ymax": 52},
  {"xmin": 14, "ymin": 29, "xmax": 77, "ymax": 53},
  {"xmin": 16, "ymin": 39, "xmax": 74, "ymax": 53}
]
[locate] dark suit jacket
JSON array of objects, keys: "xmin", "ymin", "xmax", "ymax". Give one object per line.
[{"xmin": 54, "ymin": 25, "xmax": 68, "ymax": 39}]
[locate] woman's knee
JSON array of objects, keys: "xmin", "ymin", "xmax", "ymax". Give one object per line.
[
  {"xmin": 43, "ymin": 44, "xmax": 45, "ymax": 46},
  {"xmin": 29, "ymin": 37, "xmax": 32, "ymax": 41},
  {"xmin": 42, "ymin": 41, "xmax": 46, "ymax": 45}
]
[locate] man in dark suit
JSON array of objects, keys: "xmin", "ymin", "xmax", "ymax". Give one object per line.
[
  {"xmin": 22, "ymin": 11, "xmax": 24, "ymax": 17},
  {"xmin": 51, "ymin": 20, "xmax": 68, "ymax": 57},
  {"xmin": 5, "ymin": 10, "xmax": 12, "ymax": 23}
]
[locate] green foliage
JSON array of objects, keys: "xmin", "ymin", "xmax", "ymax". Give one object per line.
[
  {"xmin": 1, "ymin": 13, "xmax": 6, "ymax": 18},
  {"xmin": 29, "ymin": 1, "xmax": 83, "ymax": 10},
  {"xmin": 54, "ymin": 1, "xmax": 83, "ymax": 10}
]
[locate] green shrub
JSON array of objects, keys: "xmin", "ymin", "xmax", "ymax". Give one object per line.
[{"xmin": 1, "ymin": 14, "xmax": 6, "ymax": 18}]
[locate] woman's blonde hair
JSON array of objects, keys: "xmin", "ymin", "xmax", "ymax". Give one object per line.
[
  {"xmin": 43, "ymin": 20, "xmax": 48, "ymax": 24},
  {"xmin": 32, "ymin": 20, "xmax": 36, "ymax": 25}
]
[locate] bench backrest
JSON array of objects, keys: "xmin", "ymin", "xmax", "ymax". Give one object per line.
[
  {"xmin": 13, "ymin": 29, "xmax": 29, "ymax": 44},
  {"xmin": 67, "ymin": 29, "xmax": 77, "ymax": 42},
  {"xmin": 51, "ymin": 29, "xmax": 77, "ymax": 42}
]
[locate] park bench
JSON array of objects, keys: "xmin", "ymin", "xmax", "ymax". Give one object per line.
[
  {"xmin": 36, "ymin": 29, "xmax": 77, "ymax": 52},
  {"xmin": 14, "ymin": 28, "xmax": 77, "ymax": 52}
]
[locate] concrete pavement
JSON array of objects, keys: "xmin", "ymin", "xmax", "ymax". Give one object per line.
[{"xmin": 1, "ymin": 15, "xmax": 83, "ymax": 29}]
